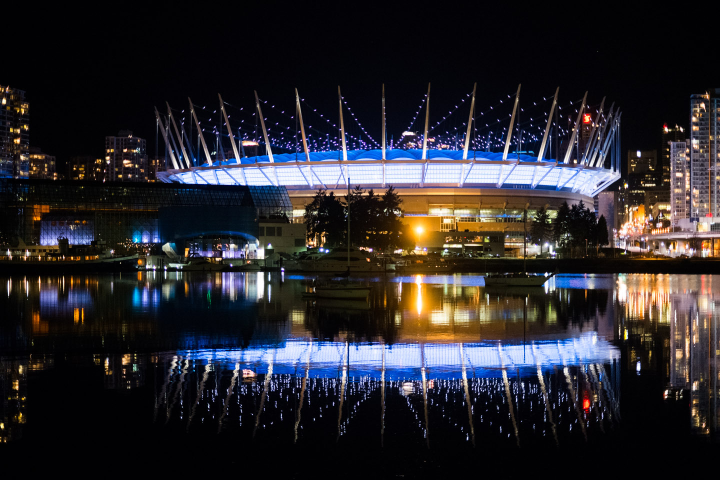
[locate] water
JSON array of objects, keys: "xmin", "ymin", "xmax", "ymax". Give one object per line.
[{"xmin": 0, "ymin": 272, "xmax": 717, "ymax": 475}]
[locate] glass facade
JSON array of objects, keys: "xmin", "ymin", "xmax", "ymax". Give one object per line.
[{"xmin": 0, "ymin": 179, "xmax": 292, "ymax": 248}]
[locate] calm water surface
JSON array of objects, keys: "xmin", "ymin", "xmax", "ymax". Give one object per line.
[{"xmin": 0, "ymin": 272, "xmax": 717, "ymax": 475}]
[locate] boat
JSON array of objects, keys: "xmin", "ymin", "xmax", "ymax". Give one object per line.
[
  {"xmin": 483, "ymin": 272, "xmax": 554, "ymax": 287},
  {"xmin": 298, "ymin": 248, "xmax": 387, "ymax": 273},
  {"xmin": 395, "ymin": 256, "xmax": 451, "ymax": 274}
]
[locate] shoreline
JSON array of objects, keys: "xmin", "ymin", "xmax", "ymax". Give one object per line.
[
  {"xmin": 1, "ymin": 257, "xmax": 719, "ymax": 275},
  {"xmin": 450, "ymin": 257, "xmax": 720, "ymax": 274}
]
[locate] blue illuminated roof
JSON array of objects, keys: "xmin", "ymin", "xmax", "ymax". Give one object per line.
[{"xmin": 224, "ymin": 149, "xmax": 544, "ymax": 166}]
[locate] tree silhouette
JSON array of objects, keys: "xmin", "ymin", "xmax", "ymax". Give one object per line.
[{"xmin": 530, "ymin": 206, "xmax": 553, "ymax": 254}]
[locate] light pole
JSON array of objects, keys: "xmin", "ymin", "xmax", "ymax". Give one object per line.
[{"xmin": 585, "ymin": 238, "xmax": 588, "ymax": 257}]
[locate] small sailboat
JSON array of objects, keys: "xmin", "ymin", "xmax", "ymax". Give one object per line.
[{"xmin": 312, "ymin": 177, "xmax": 371, "ymax": 300}]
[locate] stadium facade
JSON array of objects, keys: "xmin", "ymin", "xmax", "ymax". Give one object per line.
[{"xmin": 156, "ymin": 85, "xmax": 622, "ymax": 253}]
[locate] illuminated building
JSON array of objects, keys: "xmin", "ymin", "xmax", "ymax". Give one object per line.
[
  {"xmin": 0, "ymin": 179, "xmax": 292, "ymax": 252},
  {"xmin": 67, "ymin": 155, "xmax": 104, "ymax": 181},
  {"xmin": 670, "ymin": 141, "xmax": 690, "ymax": 223},
  {"xmin": 627, "ymin": 149, "xmax": 658, "ymax": 190},
  {"xmin": 0, "ymin": 85, "xmax": 29, "ymax": 179},
  {"xmin": 148, "ymin": 156, "xmax": 166, "ymax": 182},
  {"xmin": 156, "ymin": 86, "xmax": 622, "ymax": 251},
  {"xmin": 662, "ymin": 123, "xmax": 685, "ymax": 188},
  {"xmin": 105, "ymin": 130, "xmax": 148, "ymax": 182},
  {"xmin": 28, "ymin": 147, "xmax": 58, "ymax": 180},
  {"xmin": 689, "ymin": 90, "xmax": 720, "ymax": 219}
]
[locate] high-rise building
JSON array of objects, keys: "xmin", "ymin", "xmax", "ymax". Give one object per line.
[
  {"xmin": 669, "ymin": 141, "xmax": 690, "ymax": 224},
  {"xmin": 661, "ymin": 124, "xmax": 685, "ymax": 188},
  {"xmin": 105, "ymin": 130, "xmax": 148, "ymax": 182},
  {"xmin": 689, "ymin": 90, "xmax": 720, "ymax": 218},
  {"xmin": 0, "ymin": 85, "xmax": 29, "ymax": 179},
  {"xmin": 28, "ymin": 147, "xmax": 58, "ymax": 180},
  {"xmin": 627, "ymin": 149, "xmax": 658, "ymax": 189},
  {"xmin": 67, "ymin": 155, "xmax": 104, "ymax": 181}
]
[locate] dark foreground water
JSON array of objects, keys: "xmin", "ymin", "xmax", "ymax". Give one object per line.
[{"xmin": 0, "ymin": 272, "xmax": 717, "ymax": 476}]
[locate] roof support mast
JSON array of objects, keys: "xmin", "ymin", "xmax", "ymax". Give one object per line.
[
  {"xmin": 219, "ymin": 94, "xmax": 241, "ymax": 164},
  {"xmin": 562, "ymin": 91, "xmax": 588, "ymax": 164},
  {"xmin": 338, "ymin": 86, "xmax": 348, "ymax": 161},
  {"xmin": 167, "ymin": 102, "xmax": 191, "ymax": 169},
  {"xmin": 462, "ymin": 83, "xmax": 477, "ymax": 160},
  {"xmin": 295, "ymin": 89, "xmax": 311, "ymax": 163},
  {"xmin": 255, "ymin": 90, "xmax": 278, "ymax": 186},
  {"xmin": 338, "ymin": 86, "xmax": 348, "ymax": 186},
  {"xmin": 219, "ymin": 94, "xmax": 247, "ymax": 185},
  {"xmin": 254, "ymin": 91, "xmax": 274, "ymax": 163},
  {"xmin": 382, "ymin": 84, "xmax": 387, "ymax": 159},
  {"xmin": 421, "ymin": 83, "xmax": 431, "ymax": 160},
  {"xmin": 188, "ymin": 97, "xmax": 213, "ymax": 166},
  {"xmin": 154, "ymin": 107, "xmax": 180, "ymax": 169},
  {"xmin": 382, "ymin": 84, "xmax": 387, "ymax": 187},
  {"xmin": 537, "ymin": 87, "xmax": 559, "ymax": 162},
  {"xmin": 296, "ymin": 88, "xmax": 314, "ymax": 188},
  {"xmin": 502, "ymin": 84, "xmax": 522, "ymax": 160},
  {"xmin": 581, "ymin": 97, "xmax": 605, "ymax": 165}
]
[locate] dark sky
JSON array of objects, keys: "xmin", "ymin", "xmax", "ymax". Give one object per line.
[{"xmin": 5, "ymin": 2, "xmax": 717, "ymax": 170}]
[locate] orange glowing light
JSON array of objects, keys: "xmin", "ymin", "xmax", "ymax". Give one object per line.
[{"xmin": 582, "ymin": 113, "xmax": 592, "ymax": 124}]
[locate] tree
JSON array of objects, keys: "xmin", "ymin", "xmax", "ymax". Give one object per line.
[
  {"xmin": 530, "ymin": 207, "xmax": 553, "ymax": 254},
  {"xmin": 304, "ymin": 190, "xmax": 345, "ymax": 247},
  {"xmin": 596, "ymin": 215, "xmax": 609, "ymax": 248},
  {"xmin": 305, "ymin": 186, "xmax": 411, "ymax": 251},
  {"xmin": 553, "ymin": 201, "xmax": 571, "ymax": 252},
  {"xmin": 348, "ymin": 185, "xmax": 411, "ymax": 251}
]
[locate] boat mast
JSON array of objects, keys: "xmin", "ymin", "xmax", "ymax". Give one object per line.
[
  {"xmin": 523, "ymin": 208, "xmax": 527, "ymax": 274},
  {"xmin": 347, "ymin": 177, "xmax": 351, "ymax": 268}
]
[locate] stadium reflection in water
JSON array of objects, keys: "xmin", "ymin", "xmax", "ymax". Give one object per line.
[{"xmin": 0, "ymin": 272, "xmax": 718, "ymax": 447}]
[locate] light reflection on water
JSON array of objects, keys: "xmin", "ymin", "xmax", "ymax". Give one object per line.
[{"xmin": 0, "ymin": 272, "xmax": 718, "ymax": 446}]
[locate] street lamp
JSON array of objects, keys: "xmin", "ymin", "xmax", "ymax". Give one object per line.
[{"xmin": 585, "ymin": 238, "xmax": 588, "ymax": 257}]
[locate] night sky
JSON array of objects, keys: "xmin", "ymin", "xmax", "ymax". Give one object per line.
[{"xmin": 5, "ymin": 3, "xmax": 716, "ymax": 174}]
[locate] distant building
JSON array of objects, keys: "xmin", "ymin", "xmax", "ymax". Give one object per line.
[
  {"xmin": 689, "ymin": 90, "xmax": 720, "ymax": 219},
  {"xmin": 0, "ymin": 85, "xmax": 29, "ymax": 178},
  {"xmin": 645, "ymin": 188, "xmax": 671, "ymax": 220},
  {"xmin": 669, "ymin": 141, "xmax": 690, "ymax": 224},
  {"xmin": 148, "ymin": 157, "xmax": 167, "ymax": 182},
  {"xmin": 105, "ymin": 130, "xmax": 148, "ymax": 182},
  {"xmin": 597, "ymin": 191, "xmax": 619, "ymax": 231},
  {"xmin": 67, "ymin": 155, "xmax": 104, "ymax": 181},
  {"xmin": 28, "ymin": 147, "xmax": 58, "ymax": 180},
  {"xmin": 627, "ymin": 149, "xmax": 658, "ymax": 189},
  {"xmin": 661, "ymin": 124, "xmax": 685, "ymax": 188}
]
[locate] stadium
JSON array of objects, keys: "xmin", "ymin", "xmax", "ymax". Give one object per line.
[{"xmin": 156, "ymin": 85, "xmax": 621, "ymax": 254}]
